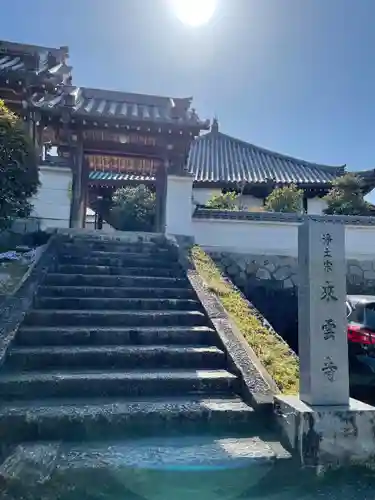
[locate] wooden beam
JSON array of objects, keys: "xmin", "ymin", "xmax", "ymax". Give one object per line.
[{"xmin": 70, "ymin": 136, "xmax": 85, "ymax": 229}]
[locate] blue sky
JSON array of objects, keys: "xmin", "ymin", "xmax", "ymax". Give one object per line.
[{"xmin": 2, "ymin": 0, "xmax": 375, "ymax": 195}]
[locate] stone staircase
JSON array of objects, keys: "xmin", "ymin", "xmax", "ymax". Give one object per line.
[{"xmin": 0, "ymin": 233, "xmax": 291, "ymax": 480}]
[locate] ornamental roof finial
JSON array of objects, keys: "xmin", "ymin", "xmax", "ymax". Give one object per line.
[{"xmin": 211, "ymin": 116, "xmax": 219, "ymax": 133}]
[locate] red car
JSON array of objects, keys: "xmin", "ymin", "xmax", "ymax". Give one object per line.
[{"xmin": 347, "ymin": 295, "xmax": 375, "ymax": 394}]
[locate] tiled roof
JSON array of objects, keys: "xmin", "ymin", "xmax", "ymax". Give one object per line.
[
  {"xmin": 30, "ymin": 87, "xmax": 206, "ymax": 126},
  {"xmin": 188, "ymin": 129, "xmax": 345, "ymax": 185},
  {"xmin": 0, "ymin": 40, "xmax": 70, "ymax": 83},
  {"xmin": 89, "ymin": 171, "xmax": 155, "ymax": 182}
]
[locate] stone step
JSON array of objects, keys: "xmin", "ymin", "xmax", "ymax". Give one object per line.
[
  {"xmin": 7, "ymin": 345, "xmax": 225, "ymax": 371},
  {"xmin": 61, "ymin": 241, "xmax": 172, "ymax": 255},
  {"xmin": 16, "ymin": 326, "xmax": 217, "ymax": 347},
  {"xmin": 0, "ymin": 396, "xmax": 257, "ymax": 443},
  {"xmin": 0, "ymin": 437, "xmax": 291, "ymax": 490},
  {"xmin": 0, "ymin": 369, "xmax": 239, "ymax": 400},
  {"xmin": 35, "ymin": 297, "xmax": 202, "ymax": 312},
  {"xmin": 44, "ymin": 273, "xmax": 189, "ymax": 289},
  {"xmin": 24, "ymin": 309, "xmax": 207, "ymax": 327},
  {"xmin": 56, "ymin": 264, "xmax": 184, "ymax": 278},
  {"xmin": 61, "ymin": 250, "xmax": 176, "ymax": 261},
  {"xmin": 38, "ymin": 286, "xmax": 195, "ymax": 300},
  {"xmin": 59, "ymin": 254, "xmax": 178, "ymax": 268}
]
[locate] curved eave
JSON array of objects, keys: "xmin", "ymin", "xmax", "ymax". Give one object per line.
[
  {"xmin": 213, "ymin": 131, "xmax": 344, "ymax": 172},
  {"xmin": 356, "ymin": 169, "xmax": 375, "ymax": 195},
  {"xmin": 188, "ymin": 131, "xmax": 345, "ymax": 186}
]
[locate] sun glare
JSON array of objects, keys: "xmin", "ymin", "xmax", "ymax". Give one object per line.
[{"xmin": 171, "ymin": 0, "xmax": 217, "ymax": 27}]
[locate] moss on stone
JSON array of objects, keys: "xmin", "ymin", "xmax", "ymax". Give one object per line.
[{"xmin": 191, "ymin": 246, "xmax": 299, "ymax": 394}]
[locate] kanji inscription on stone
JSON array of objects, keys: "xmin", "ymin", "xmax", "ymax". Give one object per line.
[
  {"xmin": 322, "ymin": 318, "xmax": 337, "ymax": 340},
  {"xmin": 298, "ymin": 219, "xmax": 349, "ymax": 406},
  {"xmin": 321, "ymin": 356, "xmax": 338, "ymax": 382},
  {"xmin": 320, "ymin": 281, "xmax": 338, "ymax": 302}
]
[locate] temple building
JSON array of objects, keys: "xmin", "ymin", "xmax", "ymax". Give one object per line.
[{"xmin": 1, "ymin": 38, "xmax": 375, "ymax": 232}]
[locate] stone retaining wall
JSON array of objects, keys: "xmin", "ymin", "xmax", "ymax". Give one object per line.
[
  {"xmin": 209, "ymin": 251, "xmax": 375, "ymax": 353},
  {"xmin": 210, "ymin": 251, "xmax": 375, "ymax": 295}
]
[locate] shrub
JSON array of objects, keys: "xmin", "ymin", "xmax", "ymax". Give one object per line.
[
  {"xmin": 0, "ymin": 100, "xmax": 39, "ymax": 230},
  {"xmin": 264, "ymin": 184, "xmax": 303, "ymax": 213},
  {"xmin": 206, "ymin": 191, "xmax": 238, "ymax": 210},
  {"xmin": 323, "ymin": 173, "xmax": 371, "ymax": 216},
  {"xmin": 110, "ymin": 184, "xmax": 156, "ymax": 232}
]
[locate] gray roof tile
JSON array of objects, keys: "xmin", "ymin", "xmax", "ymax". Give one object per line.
[
  {"xmin": 187, "ymin": 130, "xmax": 345, "ymax": 185},
  {"xmin": 30, "ymin": 87, "xmax": 207, "ymax": 126},
  {"xmin": 0, "ymin": 55, "xmax": 25, "ymax": 71},
  {"xmin": 0, "ymin": 40, "xmax": 69, "ymax": 76}
]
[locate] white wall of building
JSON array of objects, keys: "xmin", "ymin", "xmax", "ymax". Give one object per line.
[
  {"xmin": 166, "ymin": 175, "xmax": 194, "ymax": 236},
  {"xmin": 192, "ymin": 217, "xmax": 375, "ymax": 261},
  {"xmin": 193, "ymin": 219, "xmax": 298, "ymax": 256},
  {"xmin": 236, "ymin": 195, "xmax": 264, "ymax": 210},
  {"xmin": 192, "ymin": 188, "xmax": 222, "ymax": 206},
  {"xmin": 32, "ymin": 166, "xmax": 72, "ymax": 230},
  {"xmin": 307, "ymin": 197, "xmax": 327, "ymax": 215}
]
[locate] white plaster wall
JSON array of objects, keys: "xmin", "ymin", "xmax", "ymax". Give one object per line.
[
  {"xmin": 192, "ymin": 217, "xmax": 375, "ymax": 260},
  {"xmin": 307, "ymin": 197, "xmax": 327, "ymax": 215},
  {"xmin": 346, "ymin": 226, "xmax": 375, "ymax": 260},
  {"xmin": 166, "ymin": 176, "xmax": 194, "ymax": 236},
  {"xmin": 192, "ymin": 188, "xmax": 221, "ymax": 206},
  {"xmin": 31, "ymin": 166, "xmax": 72, "ymax": 230},
  {"xmin": 193, "ymin": 219, "xmax": 298, "ymax": 256},
  {"xmin": 236, "ymin": 195, "xmax": 264, "ymax": 210}
]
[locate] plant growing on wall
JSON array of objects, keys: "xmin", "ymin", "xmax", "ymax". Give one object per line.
[
  {"xmin": 0, "ymin": 100, "xmax": 39, "ymax": 230},
  {"xmin": 206, "ymin": 191, "xmax": 238, "ymax": 210},
  {"xmin": 323, "ymin": 173, "xmax": 371, "ymax": 216},
  {"xmin": 264, "ymin": 184, "xmax": 303, "ymax": 213},
  {"xmin": 109, "ymin": 184, "xmax": 156, "ymax": 231}
]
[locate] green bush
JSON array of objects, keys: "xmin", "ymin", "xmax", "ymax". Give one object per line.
[
  {"xmin": 110, "ymin": 184, "xmax": 156, "ymax": 232},
  {"xmin": 264, "ymin": 184, "xmax": 303, "ymax": 213},
  {"xmin": 323, "ymin": 173, "xmax": 370, "ymax": 216},
  {"xmin": 0, "ymin": 100, "xmax": 39, "ymax": 230},
  {"xmin": 206, "ymin": 191, "xmax": 238, "ymax": 210}
]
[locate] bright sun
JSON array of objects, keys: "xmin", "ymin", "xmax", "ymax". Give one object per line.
[{"xmin": 171, "ymin": 0, "xmax": 217, "ymax": 26}]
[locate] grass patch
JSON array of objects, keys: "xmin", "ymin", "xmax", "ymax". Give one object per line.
[{"xmin": 191, "ymin": 245, "xmax": 299, "ymax": 394}]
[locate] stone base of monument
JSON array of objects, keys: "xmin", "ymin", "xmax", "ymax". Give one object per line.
[{"xmin": 274, "ymin": 395, "xmax": 375, "ymax": 467}]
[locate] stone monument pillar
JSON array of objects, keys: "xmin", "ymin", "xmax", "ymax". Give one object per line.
[
  {"xmin": 298, "ymin": 219, "xmax": 349, "ymax": 405},
  {"xmin": 274, "ymin": 217, "xmax": 375, "ymax": 467}
]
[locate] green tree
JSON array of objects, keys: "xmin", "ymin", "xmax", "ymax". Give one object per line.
[
  {"xmin": 0, "ymin": 100, "xmax": 39, "ymax": 230},
  {"xmin": 323, "ymin": 173, "xmax": 370, "ymax": 216},
  {"xmin": 206, "ymin": 191, "xmax": 238, "ymax": 210},
  {"xmin": 264, "ymin": 184, "xmax": 303, "ymax": 213},
  {"xmin": 110, "ymin": 184, "xmax": 156, "ymax": 231}
]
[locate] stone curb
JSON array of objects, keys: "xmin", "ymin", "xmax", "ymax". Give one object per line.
[{"xmin": 0, "ymin": 235, "xmax": 59, "ymax": 366}]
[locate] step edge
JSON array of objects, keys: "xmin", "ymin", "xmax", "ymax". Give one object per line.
[
  {"xmin": 18, "ymin": 325, "xmax": 215, "ymax": 332},
  {"xmin": 10, "ymin": 345, "xmax": 224, "ymax": 354},
  {"xmin": 0, "ymin": 369, "xmax": 238, "ymax": 381},
  {"xmin": 27, "ymin": 309, "xmax": 206, "ymax": 315}
]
